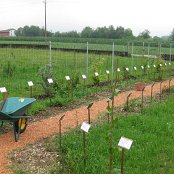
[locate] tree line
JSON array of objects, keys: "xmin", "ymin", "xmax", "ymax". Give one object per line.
[
  {"xmin": 15, "ymin": 25, "xmax": 147, "ymax": 39},
  {"xmin": 15, "ymin": 25, "xmax": 174, "ymax": 41}
]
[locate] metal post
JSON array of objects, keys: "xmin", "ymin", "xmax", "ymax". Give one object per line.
[
  {"xmin": 59, "ymin": 115, "xmax": 65, "ymax": 149},
  {"xmin": 131, "ymin": 42, "xmax": 134, "ymax": 71},
  {"xmin": 86, "ymin": 42, "xmax": 89, "ymax": 77},
  {"xmin": 169, "ymin": 79, "xmax": 172, "ymax": 95},
  {"xmin": 87, "ymin": 103, "xmax": 93, "ymax": 124},
  {"xmin": 112, "ymin": 42, "xmax": 115, "ymax": 80},
  {"xmin": 29, "ymin": 86, "xmax": 32, "ymax": 98},
  {"xmin": 159, "ymin": 43, "xmax": 161, "ymax": 58},
  {"xmin": 127, "ymin": 42, "xmax": 129, "ymax": 54},
  {"xmin": 67, "ymin": 81, "xmax": 69, "ymax": 97},
  {"xmin": 49, "ymin": 41, "xmax": 52, "ymax": 67},
  {"xmin": 141, "ymin": 87, "xmax": 146, "ymax": 112},
  {"xmin": 170, "ymin": 43, "xmax": 172, "ymax": 62},
  {"xmin": 148, "ymin": 43, "xmax": 150, "ymax": 61},
  {"xmin": 107, "ymin": 100, "xmax": 110, "ymax": 123},
  {"xmin": 44, "ymin": 0, "xmax": 47, "ymax": 37},
  {"xmin": 160, "ymin": 81, "xmax": 163, "ymax": 102},
  {"xmin": 151, "ymin": 83, "xmax": 155, "ymax": 102},
  {"xmin": 121, "ymin": 148, "xmax": 125, "ymax": 174},
  {"xmin": 108, "ymin": 132, "xmax": 113, "ymax": 174},
  {"xmin": 111, "ymin": 93, "xmax": 114, "ymax": 123},
  {"xmin": 83, "ymin": 131, "xmax": 86, "ymax": 168},
  {"xmin": 126, "ymin": 93, "xmax": 132, "ymax": 111},
  {"xmin": 142, "ymin": 42, "xmax": 145, "ymax": 58}
]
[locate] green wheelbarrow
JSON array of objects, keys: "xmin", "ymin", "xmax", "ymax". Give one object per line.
[{"xmin": 0, "ymin": 97, "xmax": 36, "ymax": 142}]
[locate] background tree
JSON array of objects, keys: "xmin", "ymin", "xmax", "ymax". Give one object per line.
[
  {"xmin": 138, "ymin": 29, "xmax": 151, "ymax": 39},
  {"xmin": 15, "ymin": 25, "xmax": 53, "ymax": 37},
  {"xmin": 81, "ymin": 27, "xmax": 93, "ymax": 38},
  {"xmin": 170, "ymin": 28, "xmax": 174, "ymax": 41}
]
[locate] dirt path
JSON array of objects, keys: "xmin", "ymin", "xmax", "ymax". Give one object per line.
[{"xmin": 0, "ymin": 79, "xmax": 174, "ymax": 174}]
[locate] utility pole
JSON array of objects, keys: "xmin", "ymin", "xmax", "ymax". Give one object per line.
[{"xmin": 44, "ymin": 0, "xmax": 47, "ymax": 37}]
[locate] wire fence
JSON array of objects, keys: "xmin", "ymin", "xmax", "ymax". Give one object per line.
[{"xmin": 0, "ymin": 41, "xmax": 173, "ymax": 99}]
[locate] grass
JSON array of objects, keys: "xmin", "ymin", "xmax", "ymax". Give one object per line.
[
  {"xmin": 0, "ymin": 46, "xmax": 173, "ymax": 115},
  {"xmin": 41, "ymin": 94, "xmax": 174, "ymax": 174}
]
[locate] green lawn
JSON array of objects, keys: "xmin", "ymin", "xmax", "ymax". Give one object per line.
[{"xmin": 44, "ymin": 94, "xmax": 174, "ymax": 174}]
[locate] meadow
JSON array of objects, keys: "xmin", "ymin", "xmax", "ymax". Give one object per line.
[{"xmin": 0, "ymin": 43, "xmax": 173, "ymax": 114}]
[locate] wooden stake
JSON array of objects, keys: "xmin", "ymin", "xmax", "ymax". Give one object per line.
[
  {"xmin": 126, "ymin": 93, "xmax": 132, "ymax": 111},
  {"xmin": 121, "ymin": 148, "xmax": 125, "ymax": 174},
  {"xmin": 83, "ymin": 131, "xmax": 86, "ymax": 168},
  {"xmin": 59, "ymin": 115, "xmax": 65, "ymax": 149},
  {"xmin": 151, "ymin": 83, "xmax": 155, "ymax": 102},
  {"xmin": 141, "ymin": 86, "xmax": 145, "ymax": 112},
  {"xmin": 160, "ymin": 81, "xmax": 163, "ymax": 102},
  {"xmin": 169, "ymin": 79, "xmax": 172, "ymax": 95},
  {"xmin": 29, "ymin": 86, "xmax": 33, "ymax": 98},
  {"xmin": 87, "ymin": 103, "xmax": 93, "ymax": 124}
]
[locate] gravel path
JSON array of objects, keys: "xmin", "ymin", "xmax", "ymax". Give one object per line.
[{"xmin": 0, "ymin": 79, "xmax": 173, "ymax": 174}]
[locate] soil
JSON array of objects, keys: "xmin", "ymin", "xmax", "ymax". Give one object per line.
[{"xmin": 0, "ymin": 79, "xmax": 174, "ymax": 174}]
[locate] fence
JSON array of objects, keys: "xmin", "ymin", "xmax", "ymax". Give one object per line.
[{"xmin": 0, "ymin": 41, "xmax": 173, "ymax": 99}]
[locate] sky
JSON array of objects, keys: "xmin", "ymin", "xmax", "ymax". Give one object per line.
[{"xmin": 0, "ymin": 0, "xmax": 174, "ymax": 37}]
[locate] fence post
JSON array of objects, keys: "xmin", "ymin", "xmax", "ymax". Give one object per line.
[
  {"xmin": 49, "ymin": 41, "xmax": 52, "ymax": 67},
  {"xmin": 86, "ymin": 42, "xmax": 89, "ymax": 77}
]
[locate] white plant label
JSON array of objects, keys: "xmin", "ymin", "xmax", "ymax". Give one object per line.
[
  {"xmin": 165, "ymin": 63, "xmax": 167, "ymax": 66},
  {"xmin": 153, "ymin": 65, "xmax": 156, "ymax": 68},
  {"xmin": 95, "ymin": 72, "xmax": 99, "ymax": 77},
  {"xmin": 0, "ymin": 87, "xmax": 7, "ymax": 93},
  {"xmin": 47, "ymin": 78, "xmax": 53, "ymax": 84},
  {"xmin": 106, "ymin": 70, "xmax": 110, "ymax": 74},
  {"xmin": 82, "ymin": 75, "xmax": 87, "ymax": 79},
  {"xmin": 65, "ymin": 76, "xmax": 71, "ymax": 81},
  {"xmin": 169, "ymin": 62, "xmax": 171, "ymax": 65},
  {"xmin": 160, "ymin": 64, "xmax": 162, "ymax": 67},
  {"xmin": 134, "ymin": 67, "xmax": 137, "ymax": 70},
  {"xmin": 141, "ymin": 66, "xmax": 144, "ymax": 69},
  {"xmin": 118, "ymin": 137, "xmax": 133, "ymax": 150},
  {"xmin": 28, "ymin": 81, "xmax": 33, "ymax": 87},
  {"xmin": 81, "ymin": 122, "xmax": 91, "ymax": 133},
  {"xmin": 126, "ymin": 67, "xmax": 129, "ymax": 71},
  {"xmin": 117, "ymin": 68, "xmax": 120, "ymax": 72},
  {"xmin": 147, "ymin": 65, "xmax": 150, "ymax": 68}
]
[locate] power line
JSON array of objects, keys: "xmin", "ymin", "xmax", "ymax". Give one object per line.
[{"xmin": 43, "ymin": 0, "xmax": 47, "ymax": 37}]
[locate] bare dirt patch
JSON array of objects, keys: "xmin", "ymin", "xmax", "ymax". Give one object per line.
[{"xmin": 9, "ymin": 139, "xmax": 59, "ymax": 174}]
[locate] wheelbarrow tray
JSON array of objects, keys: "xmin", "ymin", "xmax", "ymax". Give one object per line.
[
  {"xmin": 0, "ymin": 97, "xmax": 36, "ymax": 116},
  {"xmin": 0, "ymin": 97, "xmax": 36, "ymax": 142}
]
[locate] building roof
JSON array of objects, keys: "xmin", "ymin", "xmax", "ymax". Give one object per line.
[{"xmin": 0, "ymin": 29, "xmax": 16, "ymax": 32}]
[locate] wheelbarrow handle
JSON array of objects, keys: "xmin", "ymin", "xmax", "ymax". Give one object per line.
[
  {"xmin": 10, "ymin": 115, "xmax": 31, "ymax": 119},
  {"xmin": 0, "ymin": 98, "xmax": 7, "ymax": 112}
]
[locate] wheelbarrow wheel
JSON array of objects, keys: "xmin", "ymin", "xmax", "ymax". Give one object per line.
[{"xmin": 15, "ymin": 117, "xmax": 28, "ymax": 134}]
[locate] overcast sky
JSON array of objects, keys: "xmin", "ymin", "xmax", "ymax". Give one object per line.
[{"xmin": 0, "ymin": 0, "xmax": 174, "ymax": 37}]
